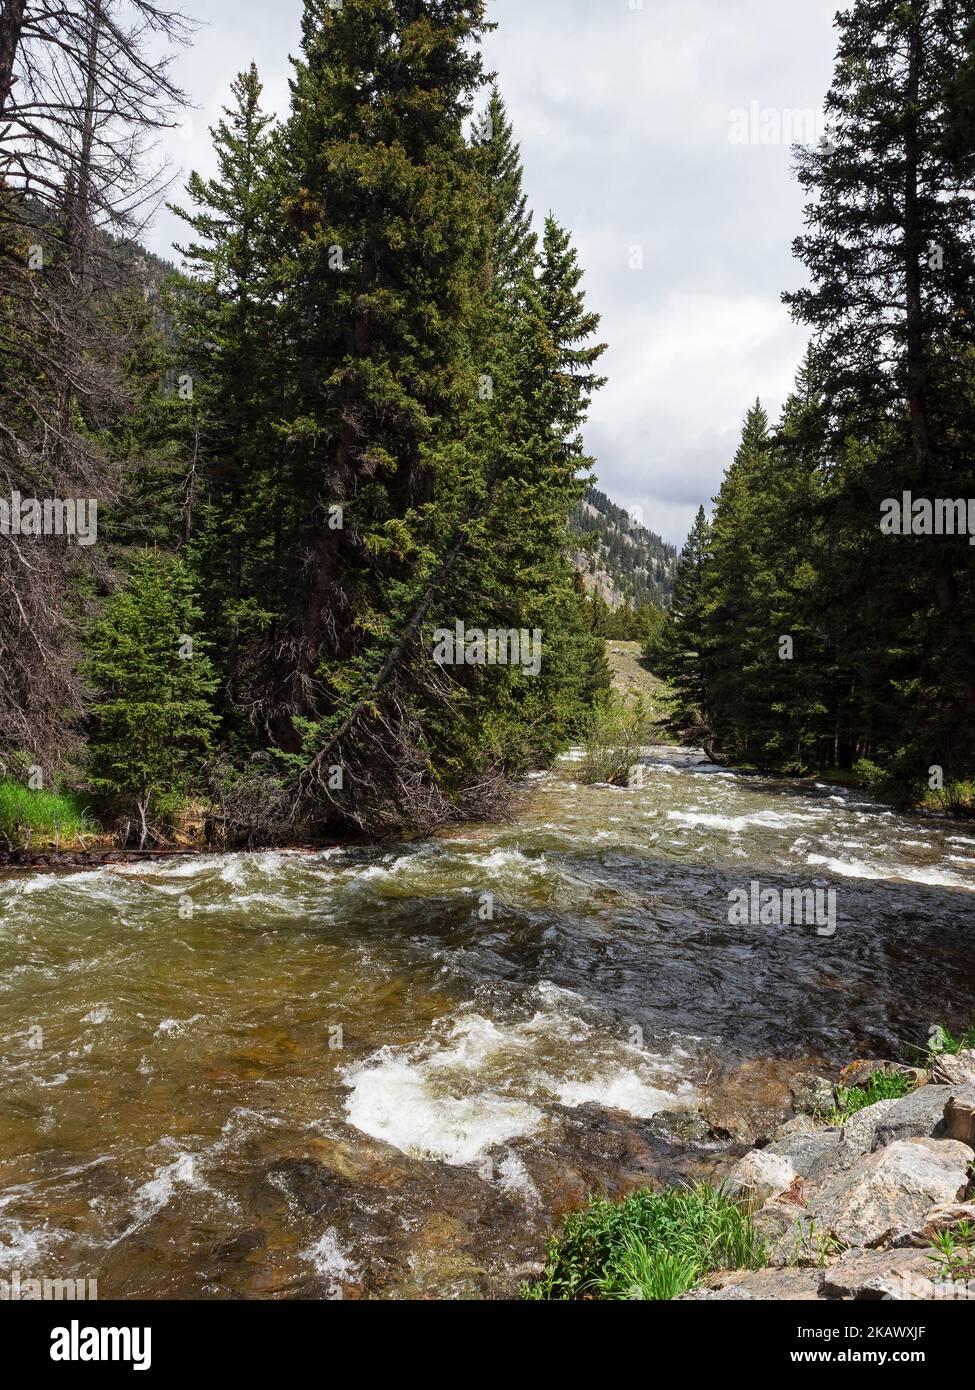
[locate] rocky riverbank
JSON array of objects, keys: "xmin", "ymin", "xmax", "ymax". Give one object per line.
[{"xmin": 684, "ymin": 1048, "xmax": 975, "ymax": 1301}]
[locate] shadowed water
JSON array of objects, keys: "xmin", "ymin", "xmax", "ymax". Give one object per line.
[{"xmin": 1, "ymin": 748, "xmax": 973, "ymax": 1297}]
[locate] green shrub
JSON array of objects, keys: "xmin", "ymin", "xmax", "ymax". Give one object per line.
[
  {"xmin": 577, "ymin": 693, "xmax": 650, "ymax": 786},
  {"xmin": 826, "ymin": 1069, "xmax": 914, "ymax": 1124},
  {"xmin": 522, "ymin": 1184, "xmax": 765, "ymax": 1301}
]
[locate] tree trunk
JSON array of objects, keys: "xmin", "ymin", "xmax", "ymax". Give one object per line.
[{"xmin": 0, "ymin": 0, "xmax": 25, "ymax": 122}]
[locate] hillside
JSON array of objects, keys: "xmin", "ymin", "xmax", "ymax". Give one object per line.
[{"xmin": 571, "ymin": 487, "xmax": 678, "ymax": 609}]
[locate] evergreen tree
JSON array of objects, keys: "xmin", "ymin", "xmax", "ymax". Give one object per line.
[{"xmin": 84, "ymin": 553, "xmax": 218, "ymax": 846}]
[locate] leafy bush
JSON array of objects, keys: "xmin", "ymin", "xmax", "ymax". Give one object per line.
[
  {"xmin": 577, "ymin": 694, "xmax": 650, "ymax": 786},
  {"xmin": 523, "ymin": 1184, "xmax": 765, "ymax": 1301}
]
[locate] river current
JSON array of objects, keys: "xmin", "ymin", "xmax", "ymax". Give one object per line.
[{"xmin": 1, "ymin": 746, "xmax": 973, "ymax": 1297}]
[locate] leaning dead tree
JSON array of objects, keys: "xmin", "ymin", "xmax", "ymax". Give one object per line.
[{"xmin": 0, "ymin": 0, "xmax": 191, "ymax": 771}]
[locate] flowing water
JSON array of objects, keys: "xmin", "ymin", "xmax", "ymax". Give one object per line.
[{"xmin": 1, "ymin": 746, "xmax": 974, "ymax": 1298}]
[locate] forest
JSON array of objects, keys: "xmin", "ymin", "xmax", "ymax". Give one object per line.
[
  {"xmin": 652, "ymin": 0, "xmax": 975, "ymax": 814},
  {"xmin": 0, "ymin": 0, "xmax": 617, "ymax": 847}
]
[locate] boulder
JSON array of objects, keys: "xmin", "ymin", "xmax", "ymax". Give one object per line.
[
  {"xmin": 808, "ymin": 1137, "xmax": 974, "ymax": 1248},
  {"xmin": 944, "ymin": 1088, "xmax": 975, "ymax": 1149},
  {"xmin": 839, "ymin": 1100, "xmax": 899, "ymax": 1158},
  {"xmin": 724, "ymin": 1149, "xmax": 799, "ymax": 1208},
  {"xmin": 932, "ymin": 1051, "xmax": 975, "ymax": 1087},
  {"xmin": 680, "ymin": 1267, "xmax": 824, "ymax": 1301},
  {"xmin": 820, "ymin": 1248, "xmax": 942, "ymax": 1301},
  {"xmin": 889, "ymin": 1203, "xmax": 975, "ymax": 1249},
  {"xmin": 771, "ymin": 1114, "xmax": 822, "ymax": 1140},
  {"xmin": 790, "ymin": 1072, "xmax": 836, "ymax": 1118},
  {"xmin": 870, "ymin": 1086, "xmax": 952, "ymax": 1148},
  {"xmin": 753, "ymin": 1201, "xmax": 836, "ymax": 1269},
  {"xmin": 766, "ymin": 1129, "xmax": 844, "ymax": 1185}
]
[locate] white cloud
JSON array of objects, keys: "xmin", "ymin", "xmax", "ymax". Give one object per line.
[{"xmin": 145, "ymin": 0, "xmax": 849, "ymax": 547}]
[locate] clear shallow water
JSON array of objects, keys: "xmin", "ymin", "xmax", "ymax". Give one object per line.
[{"xmin": 1, "ymin": 747, "xmax": 973, "ymax": 1297}]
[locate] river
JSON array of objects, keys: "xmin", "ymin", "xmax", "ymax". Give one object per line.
[{"xmin": 1, "ymin": 743, "xmax": 974, "ymax": 1298}]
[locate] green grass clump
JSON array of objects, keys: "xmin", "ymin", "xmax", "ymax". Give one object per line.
[
  {"xmin": 0, "ymin": 778, "xmax": 96, "ymax": 847},
  {"xmin": 522, "ymin": 1184, "xmax": 766, "ymax": 1301},
  {"xmin": 928, "ymin": 1025, "xmax": 975, "ymax": 1058},
  {"xmin": 827, "ymin": 1069, "xmax": 914, "ymax": 1125}
]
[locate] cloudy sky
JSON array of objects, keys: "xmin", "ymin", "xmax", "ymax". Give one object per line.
[{"xmin": 148, "ymin": 0, "xmax": 848, "ymax": 548}]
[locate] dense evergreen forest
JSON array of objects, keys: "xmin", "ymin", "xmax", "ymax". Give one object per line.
[
  {"xmin": 0, "ymin": 0, "xmax": 625, "ymax": 846},
  {"xmin": 653, "ymin": 0, "xmax": 975, "ymax": 814}
]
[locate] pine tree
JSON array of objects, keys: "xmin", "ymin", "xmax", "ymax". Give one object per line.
[
  {"xmin": 169, "ymin": 63, "xmax": 279, "ymax": 726},
  {"xmin": 84, "ymin": 552, "xmax": 218, "ymax": 846}
]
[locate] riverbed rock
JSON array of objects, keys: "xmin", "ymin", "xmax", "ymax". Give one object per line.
[
  {"xmin": 889, "ymin": 1202, "xmax": 975, "ymax": 1249},
  {"xmin": 643, "ymin": 1109, "xmax": 712, "ymax": 1145},
  {"xmin": 839, "ymin": 1059, "xmax": 914, "ymax": 1088},
  {"xmin": 766, "ymin": 1128, "xmax": 844, "ymax": 1184},
  {"xmin": 808, "ymin": 1137, "xmax": 975, "ymax": 1248},
  {"xmin": 820, "ymin": 1248, "xmax": 941, "ymax": 1301},
  {"xmin": 932, "ymin": 1051, "xmax": 975, "ymax": 1087},
  {"xmin": 725, "ymin": 1149, "xmax": 799, "ymax": 1208},
  {"xmin": 790, "ymin": 1072, "xmax": 836, "ymax": 1118},
  {"xmin": 839, "ymin": 1100, "xmax": 899, "ymax": 1157},
  {"xmin": 870, "ymin": 1086, "xmax": 952, "ymax": 1149},
  {"xmin": 944, "ymin": 1088, "xmax": 975, "ymax": 1149},
  {"xmin": 681, "ymin": 1267, "xmax": 825, "ymax": 1300}
]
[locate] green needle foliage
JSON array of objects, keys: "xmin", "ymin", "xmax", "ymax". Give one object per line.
[{"xmin": 84, "ymin": 552, "xmax": 218, "ymax": 846}]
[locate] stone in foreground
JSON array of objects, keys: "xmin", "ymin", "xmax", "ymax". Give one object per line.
[{"xmin": 808, "ymin": 1137, "xmax": 974, "ymax": 1248}]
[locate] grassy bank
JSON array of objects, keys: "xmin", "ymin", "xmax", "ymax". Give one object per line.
[
  {"xmin": 0, "ymin": 780, "xmax": 99, "ymax": 849},
  {"xmin": 523, "ymin": 1184, "xmax": 766, "ymax": 1301}
]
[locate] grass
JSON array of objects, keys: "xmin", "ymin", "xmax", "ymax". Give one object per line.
[
  {"xmin": 0, "ymin": 778, "xmax": 97, "ymax": 849},
  {"xmin": 825, "ymin": 1069, "xmax": 915, "ymax": 1125},
  {"xmin": 522, "ymin": 1184, "xmax": 766, "ymax": 1301},
  {"xmin": 928, "ymin": 1024, "xmax": 975, "ymax": 1058}
]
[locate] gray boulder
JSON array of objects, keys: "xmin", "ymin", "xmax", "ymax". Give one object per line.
[
  {"xmin": 870, "ymin": 1086, "xmax": 952, "ymax": 1149},
  {"xmin": 766, "ymin": 1128, "xmax": 844, "ymax": 1185},
  {"xmin": 724, "ymin": 1149, "xmax": 799, "ymax": 1208},
  {"xmin": 820, "ymin": 1248, "xmax": 944, "ymax": 1301},
  {"xmin": 790, "ymin": 1072, "xmax": 836, "ymax": 1118},
  {"xmin": 839, "ymin": 1099, "xmax": 899, "ymax": 1157},
  {"xmin": 808, "ymin": 1137, "xmax": 974, "ymax": 1248}
]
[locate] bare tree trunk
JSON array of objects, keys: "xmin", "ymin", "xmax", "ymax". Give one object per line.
[{"xmin": 0, "ymin": 0, "xmax": 25, "ymax": 121}]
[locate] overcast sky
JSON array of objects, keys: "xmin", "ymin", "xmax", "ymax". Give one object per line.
[{"xmin": 148, "ymin": 0, "xmax": 848, "ymax": 548}]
